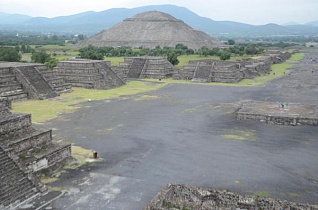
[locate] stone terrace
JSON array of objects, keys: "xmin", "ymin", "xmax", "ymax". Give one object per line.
[
  {"xmin": 0, "ymin": 62, "xmax": 58, "ymax": 101},
  {"xmin": 173, "ymin": 51, "xmax": 292, "ymax": 83},
  {"xmin": 52, "ymin": 59, "xmax": 125, "ymax": 89},
  {"xmin": 0, "ymin": 97, "xmax": 72, "ymax": 207},
  {"xmin": 235, "ymin": 101, "xmax": 318, "ymax": 126},
  {"xmin": 116, "ymin": 57, "xmax": 175, "ymax": 79}
]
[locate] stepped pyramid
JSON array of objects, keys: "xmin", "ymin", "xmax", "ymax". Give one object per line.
[
  {"xmin": 0, "ymin": 97, "xmax": 72, "ymax": 207},
  {"xmin": 52, "ymin": 59, "xmax": 125, "ymax": 89},
  {"xmin": 116, "ymin": 56, "xmax": 176, "ymax": 79},
  {"xmin": 0, "ymin": 62, "xmax": 71, "ymax": 101},
  {"xmin": 76, "ymin": 11, "xmax": 222, "ymax": 50}
]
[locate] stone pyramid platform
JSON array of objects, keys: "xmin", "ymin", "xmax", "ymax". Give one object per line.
[{"xmin": 0, "ymin": 97, "xmax": 72, "ymax": 207}]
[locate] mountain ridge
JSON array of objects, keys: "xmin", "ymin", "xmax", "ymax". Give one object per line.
[{"xmin": 0, "ymin": 5, "xmax": 317, "ymax": 37}]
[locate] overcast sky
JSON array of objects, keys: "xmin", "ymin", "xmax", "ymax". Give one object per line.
[{"xmin": 0, "ymin": 0, "xmax": 317, "ymax": 25}]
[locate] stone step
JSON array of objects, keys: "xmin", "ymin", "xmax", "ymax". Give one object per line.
[
  {"xmin": 0, "ymin": 90, "xmax": 28, "ymax": 102},
  {"xmin": 0, "ymin": 83, "xmax": 22, "ymax": 93},
  {"xmin": 4, "ymin": 129, "xmax": 52, "ymax": 154},
  {"xmin": 0, "ymin": 113, "xmax": 31, "ymax": 137},
  {"xmin": 1, "ymin": 188, "xmax": 37, "ymax": 208},
  {"xmin": 0, "ymin": 68, "xmax": 12, "ymax": 75},
  {"xmin": 0, "ymin": 75, "xmax": 16, "ymax": 84},
  {"xmin": 0, "ymin": 169, "xmax": 26, "ymax": 187},
  {"xmin": 0, "ymin": 164, "xmax": 23, "ymax": 181},
  {"xmin": 53, "ymin": 84, "xmax": 72, "ymax": 93},
  {"xmin": 23, "ymin": 143, "xmax": 71, "ymax": 173},
  {"xmin": 54, "ymin": 68, "xmax": 101, "ymax": 74},
  {"xmin": 0, "ymin": 179, "xmax": 36, "ymax": 206}
]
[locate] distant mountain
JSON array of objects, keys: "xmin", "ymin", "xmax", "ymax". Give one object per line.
[
  {"xmin": 306, "ymin": 21, "xmax": 318, "ymax": 26},
  {"xmin": 0, "ymin": 5, "xmax": 317, "ymax": 37},
  {"xmin": 0, "ymin": 12, "xmax": 32, "ymax": 24}
]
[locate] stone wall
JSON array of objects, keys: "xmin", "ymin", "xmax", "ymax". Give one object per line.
[
  {"xmin": 0, "ymin": 147, "xmax": 38, "ymax": 208},
  {"xmin": 52, "ymin": 59, "xmax": 125, "ymax": 90},
  {"xmin": 118, "ymin": 57, "xmax": 175, "ymax": 79},
  {"xmin": 173, "ymin": 51, "xmax": 292, "ymax": 83},
  {"xmin": 235, "ymin": 101, "xmax": 318, "ymax": 126},
  {"xmin": 145, "ymin": 184, "xmax": 318, "ymax": 210},
  {"xmin": 0, "ymin": 97, "xmax": 72, "ymax": 207},
  {"xmin": 0, "ymin": 65, "xmax": 28, "ymax": 101},
  {"xmin": 0, "ymin": 62, "xmax": 59, "ymax": 101}
]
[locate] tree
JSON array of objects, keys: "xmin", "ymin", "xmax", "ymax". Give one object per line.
[
  {"xmin": 167, "ymin": 53, "xmax": 179, "ymax": 66},
  {"xmin": 228, "ymin": 39, "xmax": 235, "ymax": 45},
  {"xmin": 0, "ymin": 47, "xmax": 21, "ymax": 62},
  {"xmin": 45, "ymin": 58, "xmax": 58, "ymax": 70},
  {"xmin": 219, "ymin": 51, "xmax": 231, "ymax": 60},
  {"xmin": 31, "ymin": 51, "xmax": 51, "ymax": 63}
]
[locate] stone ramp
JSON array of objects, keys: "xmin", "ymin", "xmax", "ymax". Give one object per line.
[
  {"xmin": 0, "ymin": 147, "xmax": 38, "ymax": 207},
  {"xmin": 14, "ymin": 66, "xmax": 57, "ymax": 99},
  {"xmin": 119, "ymin": 57, "xmax": 175, "ymax": 79},
  {"xmin": 36, "ymin": 66, "xmax": 72, "ymax": 94},
  {"xmin": 192, "ymin": 62, "xmax": 213, "ymax": 82},
  {"xmin": 127, "ymin": 58, "xmax": 147, "ymax": 78},
  {"xmin": 95, "ymin": 61, "xmax": 125, "ymax": 89}
]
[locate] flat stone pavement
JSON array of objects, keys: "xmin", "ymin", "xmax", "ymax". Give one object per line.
[{"xmin": 19, "ymin": 49, "xmax": 318, "ymax": 210}]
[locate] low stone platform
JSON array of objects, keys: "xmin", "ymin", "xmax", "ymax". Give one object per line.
[
  {"xmin": 145, "ymin": 184, "xmax": 318, "ymax": 210},
  {"xmin": 235, "ymin": 101, "xmax": 318, "ymax": 126}
]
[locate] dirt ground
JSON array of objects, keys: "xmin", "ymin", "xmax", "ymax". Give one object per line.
[{"xmin": 19, "ymin": 49, "xmax": 318, "ymax": 210}]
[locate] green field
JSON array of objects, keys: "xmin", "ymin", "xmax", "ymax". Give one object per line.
[
  {"xmin": 104, "ymin": 57, "xmax": 125, "ymax": 66},
  {"xmin": 12, "ymin": 81, "xmax": 165, "ymax": 123}
]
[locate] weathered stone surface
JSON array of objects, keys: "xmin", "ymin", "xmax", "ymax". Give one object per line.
[
  {"xmin": 52, "ymin": 59, "xmax": 125, "ymax": 89},
  {"xmin": 235, "ymin": 101, "xmax": 318, "ymax": 126},
  {"xmin": 116, "ymin": 56, "xmax": 176, "ymax": 79},
  {"xmin": 76, "ymin": 11, "xmax": 223, "ymax": 50},
  {"xmin": 173, "ymin": 51, "xmax": 292, "ymax": 83},
  {"xmin": 0, "ymin": 97, "xmax": 72, "ymax": 207},
  {"xmin": 145, "ymin": 184, "xmax": 318, "ymax": 210},
  {"xmin": 0, "ymin": 62, "xmax": 58, "ymax": 101}
]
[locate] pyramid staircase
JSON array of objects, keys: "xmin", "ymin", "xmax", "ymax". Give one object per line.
[
  {"xmin": 0, "ymin": 97, "xmax": 72, "ymax": 208},
  {"xmin": 0, "ymin": 66, "xmax": 28, "ymax": 101}
]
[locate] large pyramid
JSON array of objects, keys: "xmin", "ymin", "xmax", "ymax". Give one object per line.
[{"xmin": 76, "ymin": 11, "xmax": 222, "ymax": 50}]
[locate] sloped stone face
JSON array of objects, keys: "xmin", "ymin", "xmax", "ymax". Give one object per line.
[{"xmin": 76, "ymin": 11, "xmax": 222, "ymax": 50}]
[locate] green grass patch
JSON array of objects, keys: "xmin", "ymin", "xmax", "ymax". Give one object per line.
[
  {"xmin": 223, "ymin": 134, "xmax": 247, "ymax": 141},
  {"xmin": 12, "ymin": 81, "xmax": 165, "ymax": 123},
  {"xmin": 253, "ymin": 190, "xmax": 272, "ymax": 198},
  {"xmin": 222, "ymin": 129, "xmax": 256, "ymax": 141},
  {"xmin": 104, "ymin": 57, "xmax": 125, "ymax": 66},
  {"xmin": 40, "ymin": 177, "xmax": 59, "ymax": 184},
  {"xmin": 286, "ymin": 193, "xmax": 301, "ymax": 198},
  {"xmin": 64, "ymin": 145, "xmax": 95, "ymax": 169}
]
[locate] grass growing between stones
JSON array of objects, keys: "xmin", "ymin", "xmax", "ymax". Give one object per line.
[
  {"xmin": 253, "ymin": 190, "xmax": 272, "ymax": 198},
  {"xmin": 64, "ymin": 145, "xmax": 97, "ymax": 169},
  {"xmin": 12, "ymin": 81, "xmax": 165, "ymax": 123}
]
